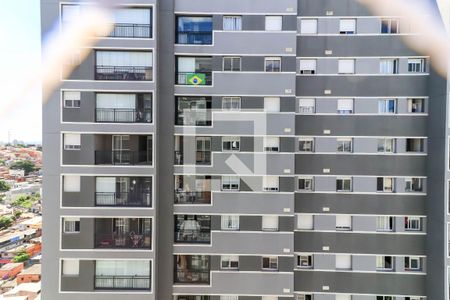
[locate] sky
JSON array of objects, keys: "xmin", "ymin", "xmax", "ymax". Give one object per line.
[{"xmin": 0, "ymin": 0, "xmax": 41, "ymax": 143}]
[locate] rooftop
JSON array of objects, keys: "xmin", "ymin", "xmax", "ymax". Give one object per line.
[{"xmin": 18, "ymin": 264, "xmax": 40, "ymax": 276}]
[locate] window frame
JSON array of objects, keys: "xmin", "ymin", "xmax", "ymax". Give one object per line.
[
  {"xmin": 222, "ymin": 136, "xmax": 240, "ymax": 152},
  {"xmin": 299, "ymin": 59, "xmax": 317, "ymax": 74},
  {"xmin": 300, "ymin": 19, "xmax": 318, "ymax": 34},
  {"xmin": 336, "ymin": 177, "xmax": 352, "ymax": 192},
  {"xmin": 298, "ymin": 98, "xmax": 316, "ymax": 114},
  {"xmin": 223, "ymin": 16, "xmax": 242, "ymax": 31},
  {"xmin": 63, "ymin": 217, "xmax": 81, "ymax": 233},
  {"xmin": 404, "ymin": 216, "xmax": 422, "ymax": 231},
  {"xmin": 265, "ymin": 16, "xmax": 283, "ymax": 31},
  {"xmin": 298, "ymin": 177, "xmax": 314, "ymax": 191},
  {"xmin": 337, "ymin": 138, "xmax": 353, "ymax": 153},
  {"xmin": 221, "ymin": 215, "xmax": 240, "ymax": 230},
  {"xmin": 297, "ymin": 254, "xmax": 313, "ymax": 269},
  {"xmin": 265, "ymin": 57, "xmax": 281, "ymax": 72},
  {"xmin": 381, "ymin": 18, "xmax": 400, "ymax": 34},
  {"xmin": 376, "ymin": 255, "xmax": 394, "ymax": 271},
  {"xmin": 299, "ymin": 138, "xmax": 315, "ymax": 152},
  {"xmin": 222, "ymin": 97, "xmax": 241, "ymax": 111},
  {"xmin": 377, "ymin": 138, "xmax": 395, "ymax": 153},
  {"xmin": 404, "ymin": 256, "xmax": 421, "ymax": 271},
  {"xmin": 378, "ymin": 99, "xmax": 397, "ymax": 114},
  {"xmin": 63, "ymin": 91, "xmax": 81, "ymax": 108},
  {"xmin": 408, "ymin": 58, "xmax": 426, "ymax": 73},
  {"xmin": 220, "ymin": 255, "xmax": 239, "ymax": 270},
  {"xmin": 221, "ymin": 176, "xmax": 240, "ymax": 191},
  {"xmin": 377, "ymin": 177, "xmax": 394, "ymax": 193},
  {"xmin": 261, "ymin": 256, "xmax": 278, "ymax": 270},
  {"xmin": 338, "ymin": 59, "xmax": 355, "ymax": 74},
  {"xmin": 376, "ymin": 216, "xmax": 394, "ymax": 232},
  {"xmin": 339, "ymin": 18, "xmax": 356, "ymax": 34},
  {"xmin": 223, "ymin": 56, "xmax": 242, "ymax": 72}
]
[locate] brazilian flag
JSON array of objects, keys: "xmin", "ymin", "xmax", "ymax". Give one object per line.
[{"xmin": 187, "ymin": 73, "xmax": 206, "ymax": 85}]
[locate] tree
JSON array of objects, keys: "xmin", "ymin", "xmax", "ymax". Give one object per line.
[
  {"xmin": 12, "ymin": 250, "xmax": 29, "ymax": 263},
  {"xmin": 11, "ymin": 196, "xmax": 37, "ymax": 209},
  {"xmin": 10, "ymin": 160, "xmax": 36, "ymax": 175},
  {"xmin": 0, "ymin": 216, "xmax": 13, "ymax": 229},
  {"xmin": 0, "ymin": 180, "xmax": 10, "ymax": 192},
  {"xmin": 13, "ymin": 210, "xmax": 22, "ymax": 220}
]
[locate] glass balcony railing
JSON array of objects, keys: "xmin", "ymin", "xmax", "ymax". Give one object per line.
[
  {"xmin": 95, "ymin": 232, "xmax": 151, "ymax": 249},
  {"xmin": 95, "ymin": 192, "xmax": 152, "ymax": 207},
  {"xmin": 176, "ymin": 31, "xmax": 212, "ymax": 45},
  {"xmin": 95, "ymin": 66, "xmax": 153, "ymax": 81},
  {"xmin": 174, "ymin": 270, "xmax": 210, "ymax": 284},
  {"xmin": 96, "ymin": 108, "xmax": 152, "ymax": 123},
  {"xmin": 174, "ymin": 191, "xmax": 211, "ymax": 204},
  {"xmin": 95, "ymin": 275, "xmax": 151, "ymax": 290},
  {"xmin": 95, "ymin": 151, "xmax": 152, "ymax": 165}
]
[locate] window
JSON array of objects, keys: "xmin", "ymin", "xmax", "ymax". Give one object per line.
[
  {"xmin": 336, "ymin": 295, "xmax": 352, "ymax": 300},
  {"xmin": 222, "ymin": 136, "xmax": 240, "ymax": 152},
  {"xmin": 109, "ymin": 8, "xmax": 153, "ymax": 38},
  {"xmin": 176, "ymin": 56, "xmax": 212, "ymax": 85},
  {"xmin": 175, "ymin": 96, "xmax": 211, "ymax": 126},
  {"xmin": 177, "ymin": 16, "xmax": 213, "ymax": 45},
  {"xmin": 221, "ymin": 176, "xmax": 240, "ymax": 191},
  {"xmin": 263, "ymin": 176, "xmax": 279, "ymax": 191},
  {"xmin": 404, "ymin": 256, "xmax": 421, "ymax": 271},
  {"xmin": 339, "ymin": 19, "xmax": 356, "ymax": 34},
  {"xmin": 265, "ymin": 16, "xmax": 282, "ymax": 31},
  {"xmin": 296, "ymin": 295, "xmax": 313, "ymax": 300},
  {"xmin": 298, "ymin": 177, "xmax": 314, "ymax": 191},
  {"xmin": 336, "ymin": 215, "xmax": 352, "ymax": 231},
  {"xmin": 300, "ymin": 19, "xmax": 318, "ymax": 34},
  {"xmin": 223, "ymin": 57, "xmax": 241, "ymax": 71},
  {"xmin": 406, "ymin": 138, "xmax": 425, "ymax": 152},
  {"xmin": 337, "ymin": 139, "xmax": 352, "ymax": 152},
  {"xmin": 63, "ymin": 217, "xmax": 80, "ymax": 233},
  {"xmin": 408, "ymin": 98, "xmax": 425, "ymax": 113},
  {"xmin": 223, "ymin": 16, "xmax": 242, "ymax": 31},
  {"xmin": 262, "ymin": 216, "xmax": 279, "ymax": 231},
  {"xmin": 338, "ymin": 60, "xmax": 355, "ymax": 74},
  {"xmin": 221, "ymin": 215, "xmax": 239, "ymax": 230},
  {"xmin": 376, "ymin": 216, "xmax": 394, "ymax": 231},
  {"xmin": 63, "ymin": 133, "xmax": 81, "ymax": 150},
  {"xmin": 378, "ymin": 99, "xmax": 396, "ymax": 113},
  {"xmin": 297, "ymin": 214, "xmax": 314, "ymax": 229},
  {"xmin": 297, "ymin": 254, "xmax": 313, "ymax": 268},
  {"xmin": 337, "ymin": 99, "xmax": 354, "ymax": 114},
  {"xmin": 222, "ymin": 97, "xmax": 241, "ymax": 111},
  {"xmin": 377, "ymin": 138, "xmax": 395, "ymax": 153},
  {"xmin": 408, "ymin": 58, "xmax": 426, "ymax": 73},
  {"xmin": 336, "ymin": 178, "xmax": 352, "ymax": 192},
  {"xmin": 262, "ymin": 256, "xmax": 278, "ymax": 270},
  {"xmin": 221, "ymin": 297, "xmax": 239, "ymax": 300},
  {"xmin": 335, "ymin": 254, "xmax": 352, "ymax": 270},
  {"xmin": 379, "ymin": 59, "xmax": 399, "ymax": 74},
  {"xmin": 299, "ymin": 60, "xmax": 316, "ymax": 74},
  {"xmin": 377, "ymin": 177, "xmax": 394, "ymax": 192},
  {"xmin": 264, "ymin": 137, "xmax": 280, "ymax": 152},
  {"xmin": 95, "ymin": 51, "xmax": 153, "ymax": 81},
  {"xmin": 299, "ymin": 98, "xmax": 315, "ymax": 114},
  {"xmin": 221, "ymin": 255, "xmax": 239, "ymax": 269},
  {"xmin": 265, "ymin": 57, "xmax": 281, "ymax": 72},
  {"xmin": 299, "ymin": 138, "xmax": 314, "ymax": 152},
  {"xmin": 381, "ymin": 19, "xmax": 399, "ymax": 34},
  {"xmin": 63, "ymin": 175, "xmax": 80, "ymax": 192},
  {"xmin": 377, "ymin": 297, "xmax": 393, "ymax": 300},
  {"xmin": 376, "ymin": 256, "xmax": 394, "ymax": 270},
  {"xmin": 62, "ymin": 259, "xmax": 79, "ymax": 276},
  {"xmin": 264, "ymin": 97, "xmax": 280, "ymax": 112},
  {"xmin": 405, "ymin": 178, "xmax": 423, "ymax": 192},
  {"xmin": 405, "ymin": 217, "xmax": 422, "ymax": 231},
  {"xmin": 63, "ymin": 91, "xmax": 81, "ymax": 108}
]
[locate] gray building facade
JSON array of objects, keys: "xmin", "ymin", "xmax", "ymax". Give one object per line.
[{"xmin": 40, "ymin": 0, "xmax": 448, "ymax": 299}]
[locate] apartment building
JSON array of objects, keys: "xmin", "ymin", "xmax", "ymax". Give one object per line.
[{"xmin": 40, "ymin": 0, "xmax": 448, "ymax": 299}]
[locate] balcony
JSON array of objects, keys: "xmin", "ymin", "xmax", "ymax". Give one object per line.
[
  {"xmin": 174, "ymin": 215, "xmax": 211, "ymax": 244},
  {"xmin": 95, "ymin": 150, "xmax": 152, "ymax": 165},
  {"xmin": 175, "ymin": 191, "xmax": 211, "ymax": 204},
  {"xmin": 95, "ymin": 66, "xmax": 153, "ymax": 81},
  {"xmin": 95, "ymin": 192, "xmax": 151, "ymax": 207},
  {"xmin": 176, "ymin": 31, "xmax": 212, "ymax": 45},
  {"xmin": 96, "ymin": 108, "xmax": 152, "ymax": 123},
  {"xmin": 95, "ymin": 275, "xmax": 151, "ymax": 290},
  {"xmin": 106, "ymin": 23, "xmax": 152, "ymax": 38},
  {"xmin": 174, "ymin": 255, "xmax": 210, "ymax": 284},
  {"xmin": 94, "ymin": 218, "xmax": 151, "ymax": 249},
  {"xmin": 174, "ymin": 151, "xmax": 211, "ymax": 165}
]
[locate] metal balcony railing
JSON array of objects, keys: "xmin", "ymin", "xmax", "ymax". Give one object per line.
[
  {"xmin": 95, "ymin": 192, "xmax": 152, "ymax": 207},
  {"xmin": 96, "ymin": 108, "xmax": 152, "ymax": 123},
  {"xmin": 176, "ymin": 72, "xmax": 212, "ymax": 86},
  {"xmin": 106, "ymin": 23, "xmax": 152, "ymax": 38},
  {"xmin": 95, "ymin": 275, "xmax": 151, "ymax": 290},
  {"xmin": 174, "ymin": 229, "xmax": 210, "ymax": 244},
  {"xmin": 95, "ymin": 151, "xmax": 152, "ymax": 165},
  {"xmin": 95, "ymin": 66, "xmax": 153, "ymax": 81},
  {"xmin": 174, "ymin": 270, "xmax": 210, "ymax": 284}
]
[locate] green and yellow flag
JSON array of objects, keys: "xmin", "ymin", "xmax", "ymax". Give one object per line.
[{"xmin": 186, "ymin": 73, "xmax": 206, "ymax": 85}]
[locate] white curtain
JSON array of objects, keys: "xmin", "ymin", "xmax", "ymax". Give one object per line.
[
  {"xmin": 336, "ymin": 215, "xmax": 352, "ymax": 229},
  {"xmin": 337, "ymin": 99, "xmax": 354, "ymax": 111},
  {"xmin": 263, "ymin": 176, "xmax": 279, "ymax": 190},
  {"xmin": 264, "ymin": 137, "xmax": 279, "ymax": 148},
  {"xmin": 300, "ymin": 19, "xmax": 318, "ymax": 34},
  {"xmin": 96, "ymin": 94, "xmax": 135, "ymax": 109},
  {"xmin": 339, "ymin": 19, "xmax": 356, "ymax": 32},
  {"xmin": 335, "ymin": 254, "xmax": 352, "ymax": 269},
  {"xmin": 64, "ymin": 91, "xmax": 80, "ymax": 101},
  {"xmin": 114, "ymin": 8, "xmax": 151, "ymax": 24},
  {"xmin": 96, "ymin": 260, "xmax": 150, "ymax": 276},
  {"xmin": 338, "ymin": 60, "xmax": 355, "ymax": 74},
  {"xmin": 64, "ymin": 175, "xmax": 81, "ymax": 192},
  {"xmin": 62, "ymin": 259, "xmax": 79, "ymax": 275},
  {"xmin": 265, "ymin": 16, "xmax": 282, "ymax": 31},
  {"xmin": 96, "ymin": 51, "xmax": 153, "ymax": 67},
  {"xmin": 96, "ymin": 177, "xmax": 116, "ymax": 193},
  {"xmin": 264, "ymin": 97, "xmax": 280, "ymax": 112},
  {"xmin": 178, "ymin": 57, "xmax": 196, "ymax": 72},
  {"xmin": 223, "ymin": 16, "xmax": 242, "ymax": 31},
  {"xmin": 262, "ymin": 216, "xmax": 279, "ymax": 230},
  {"xmin": 299, "ymin": 60, "xmax": 316, "ymax": 71},
  {"xmin": 64, "ymin": 133, "xmax": 80, "ymax": 147},
  {"xmin": 297, "ymin": 214, "xmax": 313, "ymax": 229},
  {"xmin": 221, "ymin": 215, "xmax": 239, "ymax": 230}
]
